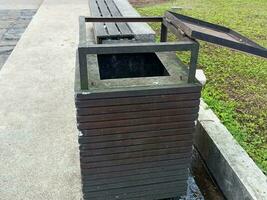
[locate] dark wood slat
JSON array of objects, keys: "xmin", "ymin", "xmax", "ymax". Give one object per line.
[
  {"xmin": 97, "ymin": 0, "xmax": 120, "ymax": 36},
  {"xmin": 83, "ymin": 180, "xmax": 186, "ymax": 199},
  {"xmin": 75, "ymin": 84, "xmax": 201, "ymax": 100},
  {"xmin": 80, "ymin": 146, "xmax": 191, "ymax": 162},
  {"xmin": 81, "ymin": 158, "xmax": 191, "ymax": 175},
  {"xmin": 77, "ymin": 107, "xmax": 199, "ymax": 123},
  {"xmin": 81, "ymin": 163, "xmax": 188, "ymax": 181},
  {"xmin": 84, "ymin": 188, "xmax": 185, "ymax": 200},
  {"xmin": 106, "ymin": 0, "xmax": 133, "ymax": 35},
  {"xmin": 89, "ymin": 0, "xmax": 108, "ymax": 41},
  {"xmin": 80, "ymin": 121, "xmax": 195, "ymax": 137},
  {"xmin": 81, "ymin": 157, "xmax": 190, "ymax": 172},
  {"xmin": 80, "ymin": 139, "xmax": 192, "ymax": 156},
  {"xmin": 79, "ymin": 133, "xmax": 192, "ymax": 148},
  {"xmin": 80, "ymin": 151, "xmax": 192, "ymax": 169},
  {"xmin": 79, "ymin": 127, "xmax": 194, "ymax": 143},
  {"xmin": 80, "ymin": 152, "xmax": 191, "ymax": 168},
  {"xmin": 80, "ymin": 144, "xmax": 192, "ymax": 158},
  {"xmin": 82, "ymin": 169, "xmax": 187, "ymax": 186},
  {"xmin": 78, "ymin": 114, "xmax": 197, "ymax": 129},
  {"xmin": 127, "ymin": 191, "xmax": 183, "ymax": 200},
  {"xmin": 75, "ymin": 92, "xmax": 201, "ymax": 108},
  {"xmin": 126, "ymin": 188, "xmax": 185, "ymax": 200},
  {"xmin": 77, "ymin": 100, "xmax": 200, "ymax": 115},
  {"xmin": 83, "ymin": 173, "xmax": 187, "ymax": 192}
]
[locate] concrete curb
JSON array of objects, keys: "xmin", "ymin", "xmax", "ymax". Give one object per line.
[{"xmin": 194, "ymin": 100, "xmax": 267, "ymax": 200}]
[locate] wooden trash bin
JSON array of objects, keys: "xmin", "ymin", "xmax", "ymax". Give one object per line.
[{"xmin": 75, "ymin": 40, "xmax": 201, "ymax": 200}]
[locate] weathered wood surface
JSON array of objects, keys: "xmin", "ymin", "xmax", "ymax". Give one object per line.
[
  {"xmin": 78, "ymin": 114, "xmax": 198, "ymax": 129},
  {"xmin": 77, "ymin": 100, "xmax": 200, "ymax": 115},
  {"xmin": 77, "ymin": 107, "xmax": 199, "ymax": 122},
  {"xmin": 79, "ymin": 127, "xmax": 194, "ymax": 143},
  {"xmin": 75, "ymin": 92, "xmax": 201, "ymax": 107},
  {"xmin": 76, "ymin": 86, "xmax": 200, "ymax": 199},
  {"xmin": 79, "ymin": 140, "xmax": 193, "ymax": 153},
  {"xmin": 81, "ymin": 164, "xmax": 188, "ymax": 180},
  {"xmin": 89, "ymin": 0, "xmax": 134, "ymax": 43},
  {"xmin": 83, "ymin": 181, "xmax": 187, "ymax": 199},
  {"xmin": 75, "ymin": 84, "xmax": 202, "ymax": 99}
]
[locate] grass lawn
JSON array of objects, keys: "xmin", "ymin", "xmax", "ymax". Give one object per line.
[{"xmin": 135, "ymin": 0, "xmax": 267, "ymax": 173}]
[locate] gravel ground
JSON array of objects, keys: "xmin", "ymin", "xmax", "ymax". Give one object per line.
[{"xmin": 0, "ymin": 9, "xmax": 36, "ymax": 68}]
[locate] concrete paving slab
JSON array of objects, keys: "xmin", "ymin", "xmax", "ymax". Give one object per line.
[
  {"xmin": 0, "ymin": 0, "xmax": 43, "ymax": 10},
  {"xmin": 0, "ymin": 0, "xmax": 89, "ymax": 199},
  {"xmin": 0, "ymin": 9, "xmax": 36, "ymax": 70}
]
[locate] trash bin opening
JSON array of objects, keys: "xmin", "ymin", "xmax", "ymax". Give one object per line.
[{"xmin": 98, "ymin": 53, "xmax": 170, "ymax": 80}]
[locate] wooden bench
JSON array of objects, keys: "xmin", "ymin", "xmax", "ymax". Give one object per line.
[{"xmin": 89, "ymin": 0, "xmax": 135, "ymax": 43}]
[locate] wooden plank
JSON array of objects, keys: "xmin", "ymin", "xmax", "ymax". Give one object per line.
[
  {"xmin": 75, "ymin": 92, "xmax": 201, "ymax": 108},
  {"xmin": 106, "ymin": 0, "xmax": 133, "ymax": 36},
  {"xmin": 83, "ymin": 180, "xmax": 186, "ymax": 199},
  {"xmin": 126, "ymin": 188, "xmax": 185, "ymax": 200},
  {"xmin": 81, "ymin": 164, "xmax": 188, "ymax": 180},
  {"xmin": 80, "ymin": 146, "xmax": 191, "ymax": 162},
  {"xmin": 82, "ymin": 173, "xmax": 187, "ymax": 192},
  {"xmin": 78, "ymin": 113, "xmax": 197, "ymax": 129},
  {"xmin": 80, "ymin": 157, "xmax": 190, "ymax": 173},
  {"xmin": 84, "ymin": 188, "xmax": 185, "ymax": 200},
  {"xmin": 97, "ymin": 0, "xmax": 120, "ymax": 36},
  {"xmin": 77, "ymin": 107, "xmax": 199, "ymax": 123},
  {"xmin": 80, "ymin": 140, "xmax": 192, "ymax": 156},
  {"xmin": 80, "ymin": 121, "xmax": 195, "ymax": 137},
  {"xmin": 89, "ymin": 0, "xmax": 108, "ymax": 42},
  {"xmin": 79, "ymin": 127, "xmax": 194, "ymax": 143},
  {"xmin": 82, "ymin": 169, "xmax": 187, "ymax": 186},
  {"xmin": 127, "ymin": 191, "xmax": 184, "ymax": 200},
  {"xmin": 77, "ymin": 100, "xmax": 200, "ymax": 115},
  {"xmin": 80, "ymin": 152, "xmax": 191, "ymax": 168},
  {"xmin": 75, "ymin": 84, "xmax": 201, "ymax": 100},
  {"xmin": 79, "ymin": 133, "xmax": 192, "ymax": 149}
]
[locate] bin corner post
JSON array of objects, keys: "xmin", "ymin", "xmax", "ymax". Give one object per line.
[
  {"xmin": 188, "ymin": 42, "xmax": 199, "ymax": 83},
  {"xmin": 78, "ymin": 47, "xmax": 89, "ymax": 90},
  {"xmin": 78, "ymin": 16, "xmax": 89, "ymax": 90},
  {"xmin": 160, "ymin": 23, "xmax": 168, "ymax": 42}
]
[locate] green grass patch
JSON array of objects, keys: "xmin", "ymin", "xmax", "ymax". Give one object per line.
[{"xmin": 136, "ymin": 0, "xmax": 267, "ymax": 173}]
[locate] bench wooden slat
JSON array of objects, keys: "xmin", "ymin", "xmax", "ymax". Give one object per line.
[
  {"xmin": 106, "ymin": 0, "xmax": 133, "ymax": 36},
  {"xmin": 97, "ymin": 0, "xmax": 121, "ymax": 36},
  {"xmin": 90, "ymin": 0, "xmax": 108, "ymax": 42}
]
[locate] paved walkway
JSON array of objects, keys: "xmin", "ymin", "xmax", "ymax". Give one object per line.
[
  {"xmin": 0, "ymin": 0, "xmax": 88, "ymax": 199},
  {"xmin": 0, "ymin": 0, "xmax": 42, "ymax": 9},
  {"xmin": 0, "ymin": 9, "xmax": 36, "ymax": 68}
]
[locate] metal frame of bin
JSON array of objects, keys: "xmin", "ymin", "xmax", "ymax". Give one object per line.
[{"xmin": 78, "ymin": 15, "xmax": 199, "ymax": 90}]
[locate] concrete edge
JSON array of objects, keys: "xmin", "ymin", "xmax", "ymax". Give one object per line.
[{"xmin": 194, "ymin": 100, "xmax": 267, "ymax": 200}]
